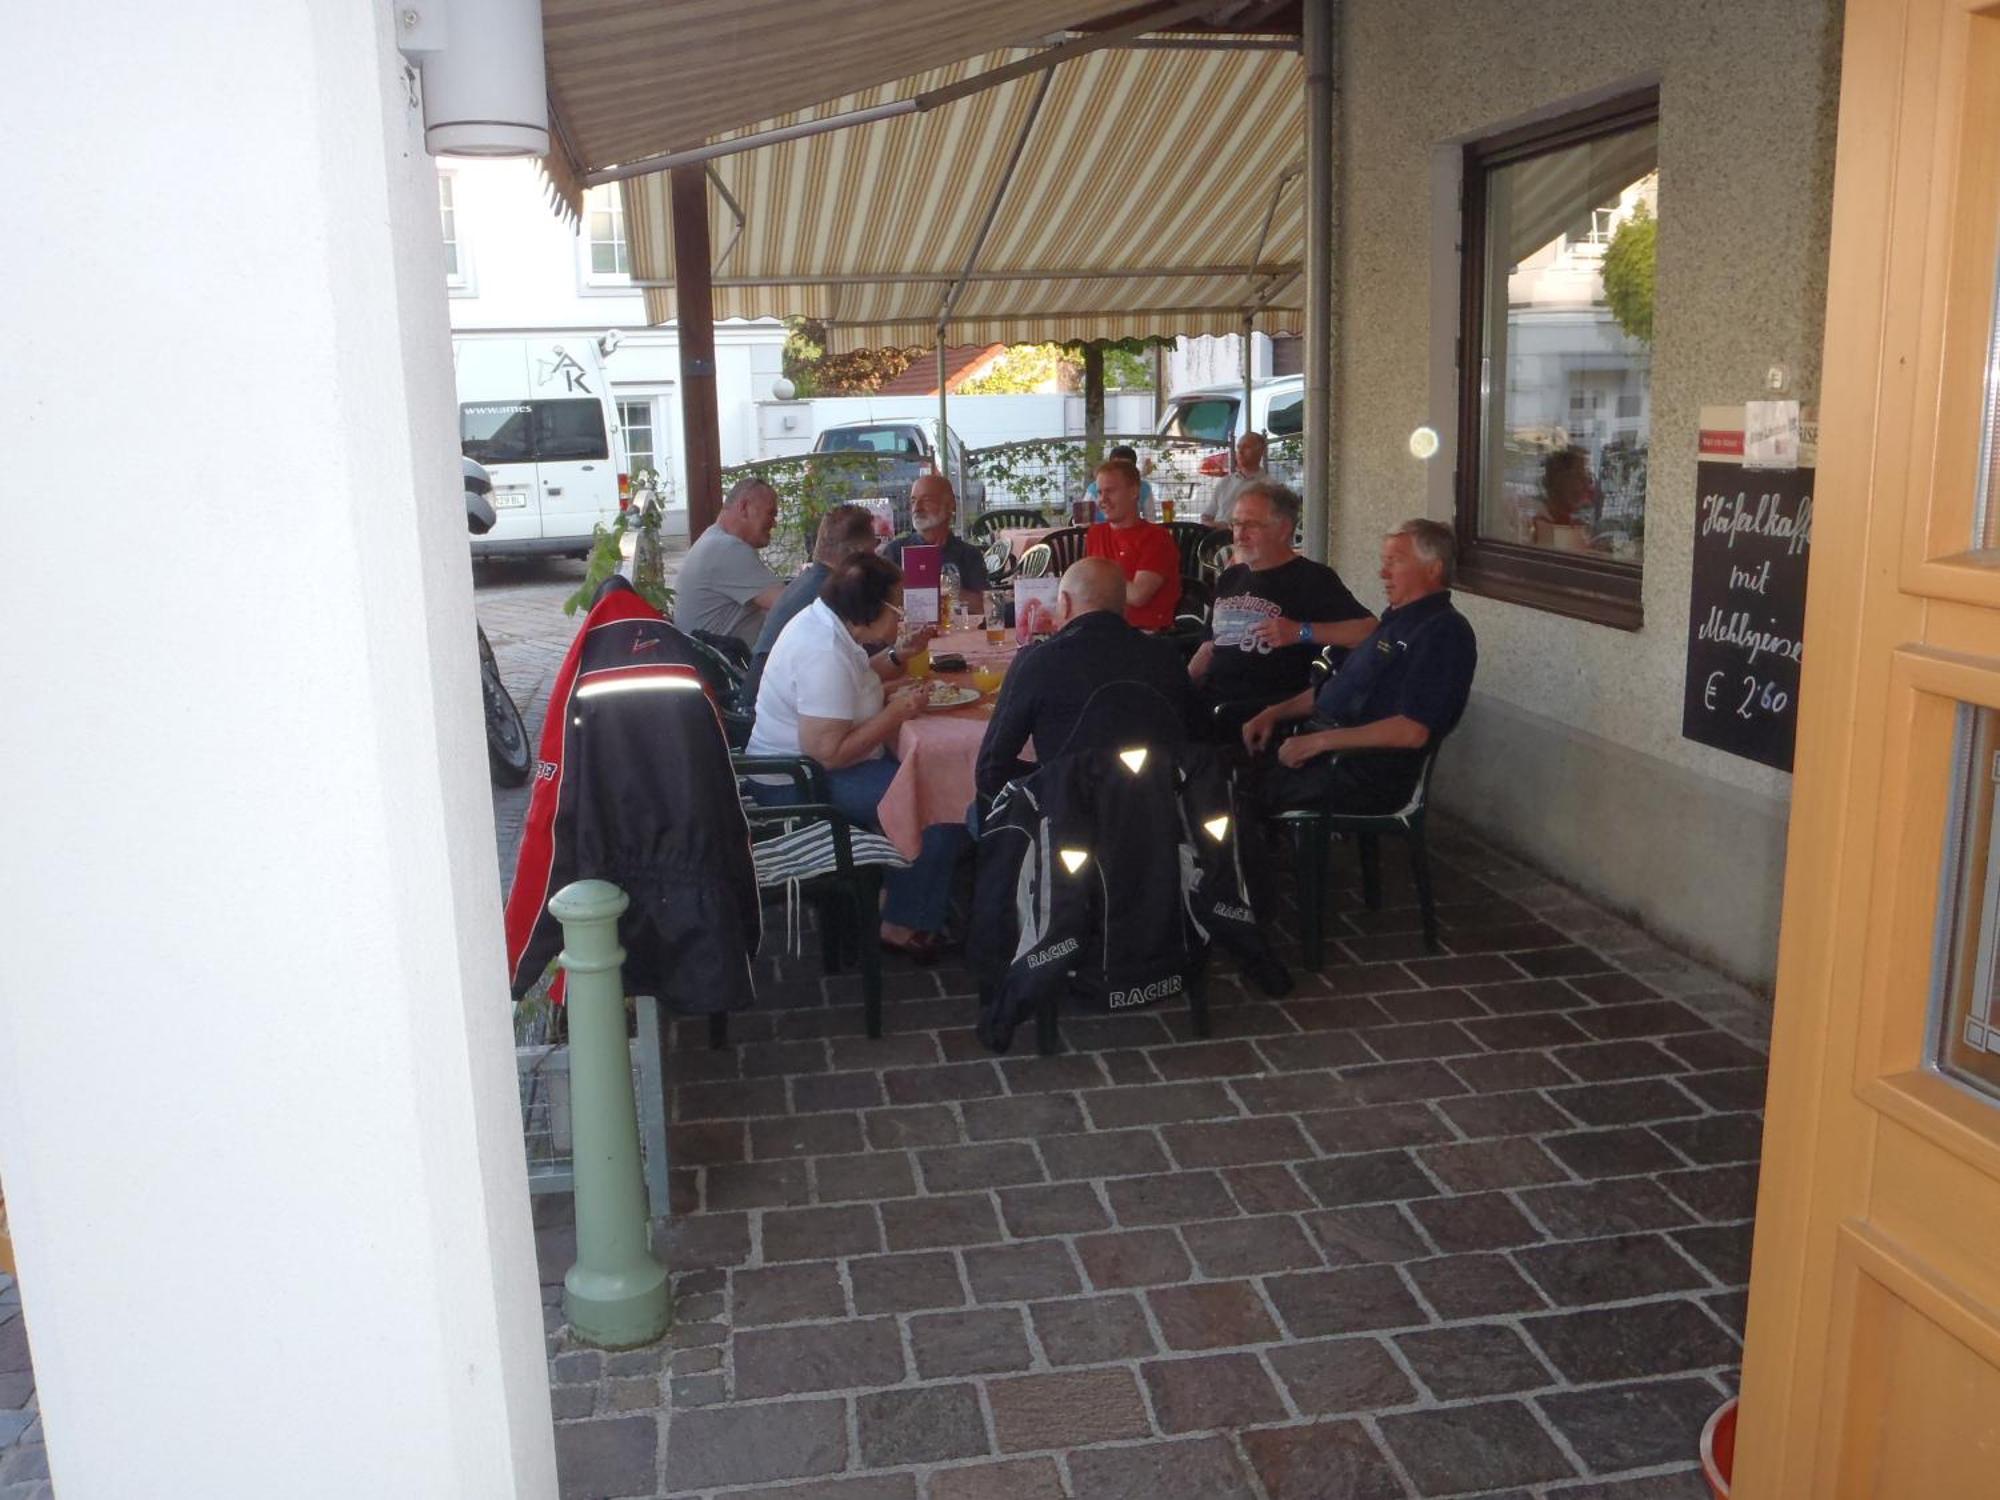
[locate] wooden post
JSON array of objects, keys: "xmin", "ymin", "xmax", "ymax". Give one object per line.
[{"xmin": 671, "ymin": 166, "xmax": 724, "ymax": 541}]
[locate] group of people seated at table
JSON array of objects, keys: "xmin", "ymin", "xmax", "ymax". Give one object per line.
[{"xmin": 669, "ymin": 456, "xmax": 1478, "ymax": 971}]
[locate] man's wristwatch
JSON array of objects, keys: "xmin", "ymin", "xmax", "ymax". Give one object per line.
[
  {"xmin": 1298, "ymin": 622, "xmax": 1313, "ymax": 644},
  {"xmin": 888, "ymin": 647, "xmax": 903, "ymax": 668}
]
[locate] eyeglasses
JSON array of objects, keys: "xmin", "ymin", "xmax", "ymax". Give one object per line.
[{"xmin": 1230, "ymin": 517, "xmax": 1282, "ymax": 531}]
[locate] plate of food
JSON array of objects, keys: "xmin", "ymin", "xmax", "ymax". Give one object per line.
[{"xmin": 923, "ymin": 685, "xmax": 984, "ymax": 710}]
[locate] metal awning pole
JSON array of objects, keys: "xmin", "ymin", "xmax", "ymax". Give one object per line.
[
  {"xmin": 671, "ymin": 165, "xmax": 724, "ymax": 541},
  {"xmin": 1302, "ymin": 0, "xmax": 1335, "ymax": 561}
]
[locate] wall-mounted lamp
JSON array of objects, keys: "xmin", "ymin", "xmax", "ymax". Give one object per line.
[
  {"xmin": 397, "ymin": 0, "xmax": 549, "ymax": 159},
  {"xmin": 1408, "ymin": 426, "xmax": 1441, "ymax": 461}
]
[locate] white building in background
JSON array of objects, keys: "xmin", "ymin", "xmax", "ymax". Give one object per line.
[{"xmin": 436, "ymin": 158, "xmax": 787, "ymax": 532}]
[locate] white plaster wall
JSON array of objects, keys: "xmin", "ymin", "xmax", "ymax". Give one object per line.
[
  {"xmin": 1167, "ymin": 332, "xmax": 1274, "ymax": 396},
  {"xmin": 1333, "ymin": 0, "xmax": 1842, "ymax": 802},
  {"xmin": 0, "ymin": 4, "xmax": 554, "ymax": 1494}
]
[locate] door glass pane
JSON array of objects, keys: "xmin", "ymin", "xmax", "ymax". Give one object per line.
[
  {"xmin": 1933, "ymin": 705, "xmax": 2000, "ymax": 1100},
  {"xmin": 1476, "ymin": 123, "xmax": 1657, "ymax": 564}
]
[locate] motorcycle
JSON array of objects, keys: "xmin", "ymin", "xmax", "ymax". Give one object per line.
[{"xmin": 466, "ymin": 459, "xmax": 535, "ymax": 787}]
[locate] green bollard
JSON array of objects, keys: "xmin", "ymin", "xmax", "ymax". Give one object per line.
[{"xmin": 549, "ymin": 880, "xmax": 671, "ymax": 1348}]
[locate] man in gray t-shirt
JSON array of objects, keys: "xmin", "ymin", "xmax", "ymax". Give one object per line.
[{"xmin": 675, "ymin": 478, "xmax": 785, "ymax": 648}]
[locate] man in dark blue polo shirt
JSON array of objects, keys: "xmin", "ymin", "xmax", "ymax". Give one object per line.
[
  {"xmin": 1243, "ymin": 519, "xmax": 1477, "ymax": 813},
  {"xmin": 883, "ymin": 473, "xmax": 989, "ymax": 610}
]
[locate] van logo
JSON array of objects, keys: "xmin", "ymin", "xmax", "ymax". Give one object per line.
[{"xmin": 537, "ymin": 348, "xmax": 593, "ymax": 394}]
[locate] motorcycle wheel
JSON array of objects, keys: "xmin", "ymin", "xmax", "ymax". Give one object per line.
[{"xmin": 479, "ymin": 626, "xmax": 534, "ymax": 787}]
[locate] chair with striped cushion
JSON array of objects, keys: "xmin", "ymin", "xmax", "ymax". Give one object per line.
[{"xmin": 733, "ymin": 754, "xmax": 911, "ymax": 1039}]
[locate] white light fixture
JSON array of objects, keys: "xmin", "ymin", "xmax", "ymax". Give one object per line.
[
  {"xmin": 400, "ymin": 0, "xmax": 550, "ymax": 159},
  {"xmin": 1202, "ymin": 814, "xmax": 1231, "ymax": 842},
  {"xmin": 1408, "ymin": 425, "xmax": 1441, "ymax": 460},
  {"xmin": 1118, "ymin": 748, "xmax": 1149, "ymax": 774},
  {"xmin": 1058, "ymin": 848, "xmax": 1090, "ymax": 874}
]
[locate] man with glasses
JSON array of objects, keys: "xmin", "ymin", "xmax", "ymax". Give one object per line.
[{"xmin": 1190, "ymin": 479, "xmax": 1375, "ymax": 739}]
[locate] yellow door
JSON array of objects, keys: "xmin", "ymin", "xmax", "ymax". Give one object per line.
[{"xmin": 1736, "ymin": 0, "xmax": 2000, "ymax": 1492}]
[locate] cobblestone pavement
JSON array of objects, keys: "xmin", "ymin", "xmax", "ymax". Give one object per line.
[{"xmin": 0, "ymin": 555, "xmax": 1771, "ymax": 1498}]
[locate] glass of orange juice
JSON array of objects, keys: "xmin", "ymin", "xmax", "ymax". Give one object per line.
[
  {"xmin": 903, "ymin": 646, "xmax": 932, "ymax": 681},
  {"xmin": 971, "ymin": 662, "xmax": 1003, "ymax": 696}
]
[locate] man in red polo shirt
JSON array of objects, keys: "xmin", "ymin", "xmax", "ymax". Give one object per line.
[{"xmin": 1084, "ymin": 456, "xmax": 1181, "ymax": 630}]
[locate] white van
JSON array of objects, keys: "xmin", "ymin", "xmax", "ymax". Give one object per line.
[
  {"xmin": 1154, "ymin": 375, "xmax": 1306, "ymax": 447},
  {"xmin": 454, "ymin": 335, "xmax": 628, "ymax": 558}
]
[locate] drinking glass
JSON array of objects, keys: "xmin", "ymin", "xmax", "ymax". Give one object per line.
[
  {"xmin": 940, "ymin": 563, "xmax": 961, "ymax": 627},
  {"xmin": 984, "ymin": 599, "xmax": 1007, "ymax": 647},
  {"xmin": 971, "ymin": 662, "xmax": 1003, "ymax": 696}
]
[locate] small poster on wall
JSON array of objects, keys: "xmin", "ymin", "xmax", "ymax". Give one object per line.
[{"xmin": 1680, "ymin": 405, "xmax": 1815, "ymax": 772}]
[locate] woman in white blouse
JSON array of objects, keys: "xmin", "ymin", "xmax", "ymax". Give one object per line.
[{"xmin": 749, "ymin": 553, "xmax": 963, "ymax": 962}]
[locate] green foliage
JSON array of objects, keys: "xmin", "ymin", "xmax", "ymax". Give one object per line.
[
  {"xmin": 723, "ymin": 452, "xmax": 903, "ymax": 576},
  {"xmin": 562, "ymin": 469, "xmax": 676, "ymax": 617},
  {"xmin": 957, "ymin": 343, "xmax": 1079, "ymax": 396},
  {"xmin": 1601, "ymin": 203, "xmax": 1656, "ymax": 346},
  {"xmin": 781, "ymin": 318, "xmax": 824, "ymax": 397},
  {"xmin": 965, "ymin": 438, "xmax": 1093, "ymax": 514},
  {"xmin": 1102, "ymin": 347, "xmax": 1154, "ymax": 390},
  {"xmin": 783, "ymin": 317, "xmax": 924, "ymax": 395}
]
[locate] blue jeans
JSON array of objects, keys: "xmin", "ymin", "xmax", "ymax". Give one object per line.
[{"xmin": 754, "ymin": 755, "xmax": 966, "ymax": 932}]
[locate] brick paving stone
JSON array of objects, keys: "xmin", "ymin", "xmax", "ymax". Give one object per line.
[
  {"xmin": 1378, "ymin": 1399, "xmax": 1577, "ymax": 1493},
  {"xmin": 961, "ymin": 1092, "xmax": 1087, "ymax": 1141},
  {"xmin": 552, "ymin": 1416, "xmax": 658, "ymax": 1500},
  {"xmin": 884, "ymin": 1061, "xmax": 1005, "ymax": 1104},
  {"xmin": 1464, "ymin": 978, "xmax": 1592, "ymax": 1015},
  {"xmin": 1147, "ymin": 1280, "xmax": 1283, "ymax": 1349},
  {"xmin": 815, "ymin": 1150, "xmax": 919, "ymax": 1204},
  {"xmin": 1706, "ymin": 1289, "xmax": 1751, "ymax": 1336},
  {"xmin": 1180, "ymin": 1215, "xmax": 1322, "ymax": 1277},
  {"xmin": 1524, "ymin": 1299, "xmax": 1741, "ymax": 1383},
  {"xmin": 1076, "ymin": 1227, "xmax": 1194, "ymax": 1289},
  {"xmin": 1244, "ymin": 1425, "xmax": 1406, "ymax": 1500},
  {"xmin": 722, "ymin": 1479, "xmax": 918, "ymax": 1500},
  {"xmin": 1264, "ymin": 1265, "xmax": 1427, "ymax": 1338},
  {"xmin": 1571, "ymin": 1001, "xmax": 1711, "ymax": 1040},
  {"xmin": 1235, "ymin": 1070, "xmax": 1379, "ymax": 1115},
  {"xmin": 675, "ymin": 1077, "xmax": 790, "ymax": 1122},
  {"xmin": 880, "ymin": 1192, "xmax": 1004, "ymax": 1251},
  {"xmin": 741, "ymin": 1039, "xmax": 833, "ymax": 1077},
  {"xmin": 753, "ymin": 1112, "xmax": 868, "ymax": 1160},
  {"xmin": 1406, "ymin": 953, "xmax": 1525, "ymax": 986},
  {"xmin": 997, "ymin": 1182, "xmax": 1111, "ymax": 1237},
  {"xmin": 1449, "ymin": 1051, "xmax": 1577, "ymax": 1093},
  {"xmin": 1081, "ymin": 1081, "xmax": 1239, "ymax": 1129},
  {"xmin": 1419, "ymin": 1136, "xmax": 1570, "ymax": 1192},
  {"xmin": 1515, "ymin": 1233, "xmax": 1711, "ymax": 1306},
  {"xmin": 1254, "ymin": 1031, "xmax": 1377, "ymax": 1072},
  {"xmin": 1147, "ymin": 1039, "xmax": 1270, "ymax": 1079},
  {"xmin": 1649, "ymin": 1112, "xmax": 1765, "ymax": 1164},
  {"xmin": 963, "ymin": 1240, "xmax": 1082, "ymax": 1302},
  {"xmin": 998, "ymin": 1054, "xmax": 1112, "ymax": 1092},
  {"xmin": 917, "ymin": 1141, "xmax": 1046, "ymax": 1193},
  {"xmin": 1515, "ymin": 1178, "xmax": 1697, "ymax": 1240},
  {"xmin": 1222, "ymin": 1164, "xmax": 1314, "ymax": 1214},
  {"xmin": 1065, "ymin": 1434, "xmax": 1261, "ymax": 1499},
  {"xmin": 1265, "ymin": 1337, "xmax": 1415, "ymax": 1414},
  {"xmin": 1394, "ymin": 1323, "xmax": 1553, "ymax": 1400},
  {"xmin": 1437, "ymin": 1090, "xmax": 1575, "ymax": 1138},
  {"xmin": 1301, "ymin": 1204, "xmax": 1432, "ymax": 1265},
  {"xmin": 660, "ymin": 1212, "xmax": 752, "ymax": 1270},
  {"xmin": 832, "ymin": 1034, "xmax": 941, "ymax": 1070},
  {"xmin": 663, "ymin": 1397, "xmax": 848, "ymax": 1490},
  {"xmin": 1299, "ymin": 1101, "xmax": 1457, "ymax": 1153},
  {"xmin": 1040, "ymin": 1128, "xmax": 1173, "ymax": 1181},
  {"xmin": 1540, "ymin": 1375, "xmax": 1725, "ymax": 1474},
  {"xmin": 1142, "ymin": 1350, "xmax": 1289, "ymax": 1432},
  {"xmin": 1327, "ymin": 1059, "xmax": 1470, "ymax": 1106},
  {"xmin": 1296, "ymin": 1149, "xmax": 1437, "ymax": 1207},
  {"xmin": 1160, "ymin": 1115, "xmax": 1315, "ymax": 1168},
  {"xmin": 1659, "ymin": 1164, "xmax": 1761, "ymax": 1222},
  {"xmin": 669, "ymin": 1373, "xmax": 725, "ymax": 1407},
  {"xmin": 1381, "ymin": 986, "xmax": 1493, "ymax": 1023},
  {"xmin": 1407, "ymin": 1190, "xmax": 1543, "ymax": 1254},
  {"xmin": 1546, "ymin": 1079, "xmax": 1705, "ymax": 1127},
  {"xmin": 794, "ymin": 1071, "xmax": 891, "ymax": 1113},
  {"xmin": 670, "ymin": 1119, "xmax": 746, "ymax": 1166},
  {"xmin": 548, "ymin": 1385, "xmax": 594, "ymax": 1419},
  {"xmin": 1464, "ymin": 1013, "xmax": 1596, "ymax": 1052},
  {"xmin": 732, "ymin": 1317, "xmax": 906, "ymax": 1397},
  {"xmin": 1358, "ymin": 1020, "xmax": 1484, "ymax": 1060},
  {"xmin": 1673, "ymin": 1222, "xmax": 1756, "ymax": 1285},
  {"xmin": 848, "ymin": 1251, "xmax": 966, "ymax": 1314},
  {"xmin": 732, "ymin": 1262, "xmax": 848, "ymax": 1326},
  {"xmin": 856, "ymin": 1381, "xmax": 991, "ymax": 1466},
  {"xmin": 1104, "ymin": 1170, "xmax": 1240, "ymax": 1226},
  {"xmin": 1543, "ymin": 1126, "xmax": 1686, "ymax": 1179},
  {"xmin": 910, "ymin": 1307, "xmax": 1036, "ymax": 1377},
  {"xmin": 1554, "ymin": 1040, "xmax": 1690, "ymax": 1082},
  {"xmin": 1679, "ymin": 1066, "xmax": 1769, "ymax": 1113},
  {"xmin": 1405, "ymin": 1255, "xmax": 1551, "ymax": 1321},
  {"xmin": 1064, "ymin": 1013, "xmax": 1177, "ymax": 1051},
  {"xmin": 1545, "ymin": 1472, "xmax": 1714, "ymax": 1499},
  {"xmin": 1285, "ymin": 995, "xmax": 1394, "ymax": 1031},
  {"xmin": 1661, "ymin": 1031, "xmax": 1768, "ymax": 1071},
  {"xmin": 1570, "ymin": 972, "xmax": 1664, "ymax": 1003},
  {"xmin": 1029, "ymin": 1293, "xmax": 1159, "ymax": 1365},
  {"xmin": 706, "ymin": 1159, "xmax": 813, "ymax": 1211},
  {"xmin": 1322, "ymin": 962, "xmax": 1424, "ymax": 996},
  {"xmin": 863, "ymin": 1104, "xmax": 964, "ymax": 1150},
  {"xmin": 763, "ymin": 1204, "xmax": 884, "ymax": 1262},
  {"xmin": 1514, "ymin": 944, "xmax": 1615, "ymax": 977},
  {"xmin": 988, "ymin": 1367, "xmax": 1153, "ymax": 1452},
  {"xmin": 926, "ymin": 1458, "xmax": 1069, "ymax": 1499}
]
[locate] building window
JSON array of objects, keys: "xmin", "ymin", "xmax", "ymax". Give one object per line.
[
  {"xmin": 1455, "ymin": 88, "xmax": 1658, "ymax": 629},
  {"xmin": 438, "ymin": 173, "xmax": 467, "ymax": 288},
  {"xmin": 618, "ymin": 398, "xmax": 655, "ymax": 480},
  {"xmin": 585, "ymin": 185, "xmax": 630, "ymax": 280}
]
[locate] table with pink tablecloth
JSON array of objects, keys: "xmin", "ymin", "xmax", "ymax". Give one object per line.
[{"xmin": 875, "ymin": 628, "xmax": 1023, "ymax": 859}]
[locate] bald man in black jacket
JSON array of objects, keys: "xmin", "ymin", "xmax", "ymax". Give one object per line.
[{"xmin": 975, "ymin": 557, "xmax": 1192, "ymax": 801}]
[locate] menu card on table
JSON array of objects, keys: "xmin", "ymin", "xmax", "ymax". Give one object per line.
[
  {"xmin": 1014, "ymin": 576, "xmax": 1060, "ymax": 644},
  {"xmin": 901, "ymin": 543, "xmax": 942, "ymax": 626}
]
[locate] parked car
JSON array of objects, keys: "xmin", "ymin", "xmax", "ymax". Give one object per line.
[
  {"xmin": 809, "ymin": 417, "xmax": 988, "ymax": 515},
  {"xmin": 1155, "ymin": 375, "xmax": 1306, "ymax": 475}
]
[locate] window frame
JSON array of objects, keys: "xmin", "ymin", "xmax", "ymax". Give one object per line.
[
  {"xmin": 580, "ymin": 184, "xmax": 632, "ymax": 290},
  {"xmin": 438, "ymin": 171, "xmax": 472, "ymax": 294},
  {"xmin": 1453, "ymin": 86, "xmax": 1660, "ymax": 631}
]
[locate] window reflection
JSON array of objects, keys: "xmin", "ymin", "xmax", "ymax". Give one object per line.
[{"xmin": 1933, "ymin": 705, "xmax": 2000, "ymax": 1101}]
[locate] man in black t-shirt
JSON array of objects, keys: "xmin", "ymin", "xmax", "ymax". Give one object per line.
[{"xmin": 1189, "ymin": 480, "xmax": 1376, "ymax": 738}]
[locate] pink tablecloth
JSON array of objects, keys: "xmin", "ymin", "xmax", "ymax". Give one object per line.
[{"xmin": 876, "ymin": 629, "xmax": 1019, "ymax": 859}]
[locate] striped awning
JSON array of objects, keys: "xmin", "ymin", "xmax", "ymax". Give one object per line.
[{"xmin": 540, "ymin": 9, "xmax": 1306, "ymax": 351}]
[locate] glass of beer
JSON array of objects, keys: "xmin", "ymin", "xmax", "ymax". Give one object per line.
[{"xmin": 984, "ymin": 597, "xmax": 1007, "ymax": 647}]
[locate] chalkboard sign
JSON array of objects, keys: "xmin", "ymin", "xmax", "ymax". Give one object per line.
[{"xmin": 1680, "ymin": 418, "xmax": 1813, "ymax": 771}]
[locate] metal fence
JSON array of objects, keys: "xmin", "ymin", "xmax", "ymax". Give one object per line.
[{"xmin": 516, "ymin": 997, "xmax": 672, "ymax": 1219}]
